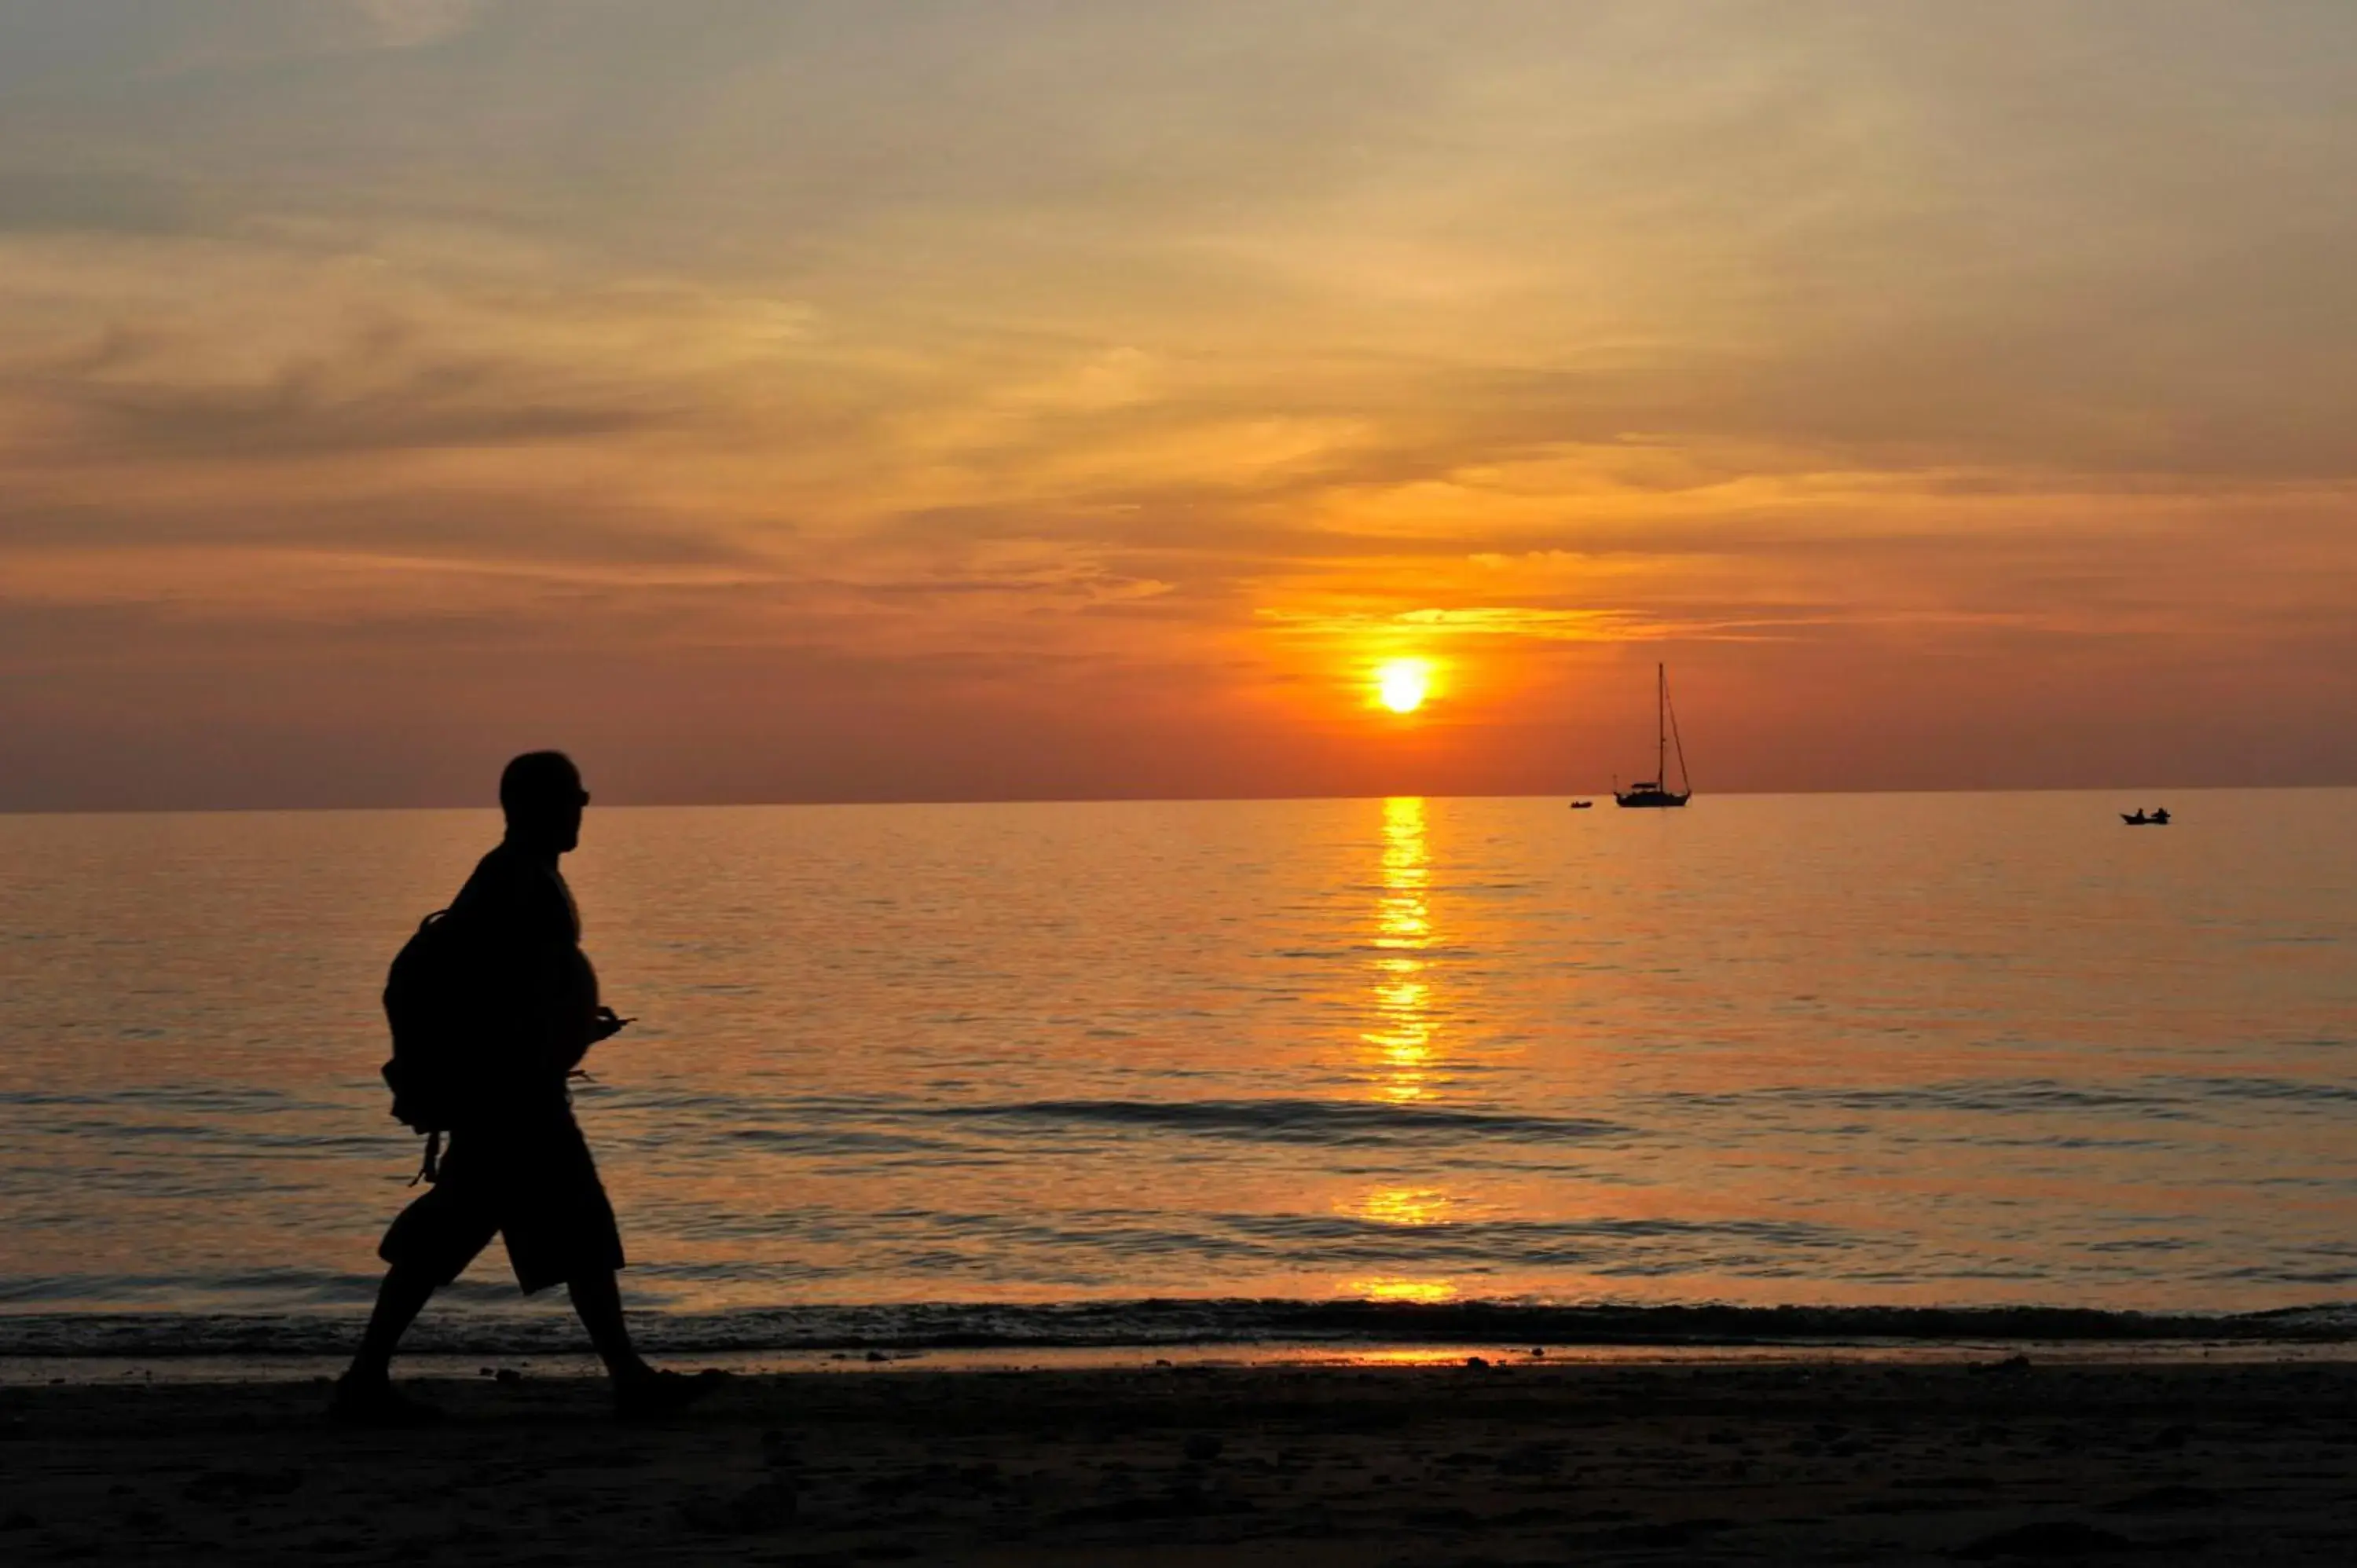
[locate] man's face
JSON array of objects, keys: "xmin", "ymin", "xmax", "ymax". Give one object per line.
[
  {"xmin": 554, "ymin": 786, "xmax": 587, "ymax": 853},
  {"xmin": 518, "ymin": 783, "xmax": 588, "ymax": 853}
]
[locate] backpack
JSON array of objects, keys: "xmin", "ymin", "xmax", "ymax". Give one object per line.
[{"xmin": 381, "ymin": 908, "xmax": 486, "ymax": 1181}]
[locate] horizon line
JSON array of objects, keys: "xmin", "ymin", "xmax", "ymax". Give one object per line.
[{"xmin": 5, "ymin": 781, "xmax": 2352, "ymax": 819}]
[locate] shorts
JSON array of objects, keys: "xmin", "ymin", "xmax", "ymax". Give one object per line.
[{"xmin": 379, "ymin": 1113, "xmax": 626, "ymax": 1295}]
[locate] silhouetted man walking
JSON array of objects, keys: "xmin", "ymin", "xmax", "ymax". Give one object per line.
[{"xmin": 334, "ymin": 751, "xmax": 720, "ymax": 1423}]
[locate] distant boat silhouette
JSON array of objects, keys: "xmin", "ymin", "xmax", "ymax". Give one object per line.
[
  {"xmin": 1568, "ymin": 800, "xmax": 1593, "ymax": 810},
  {"xmin": 2121, "ymin": 807, "xmax": 2172, "ymax": 826},
  {"xmin": 1615, "ymin": 663, "xmax": 1692, "ymax": 809}
]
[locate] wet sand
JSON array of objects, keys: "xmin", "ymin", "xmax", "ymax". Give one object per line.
[{"xmin": 5, "ymin": 1357, "xmax": 2355, "ymax": 1564}]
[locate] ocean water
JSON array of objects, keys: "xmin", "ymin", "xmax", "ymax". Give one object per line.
[{"xmin": 3, "ymin": 791, "xmax": 2355, "ymax": 1353}]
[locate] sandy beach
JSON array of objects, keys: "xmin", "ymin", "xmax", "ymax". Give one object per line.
[{"xmin": 5, "ymin": 1356, "xmax": 2355, "ymax": 1564}]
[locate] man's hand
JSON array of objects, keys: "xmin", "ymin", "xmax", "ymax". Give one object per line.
[{"xmin": 592, "ymin": 1006, "xmax": 633, "ymax": 1042}]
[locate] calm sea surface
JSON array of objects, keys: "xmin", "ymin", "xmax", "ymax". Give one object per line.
[{"xmin": 4, "ymin": 792, "xmax": 2355, "ymax": 1348}]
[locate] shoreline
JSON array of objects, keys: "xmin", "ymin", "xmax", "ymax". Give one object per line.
[
  {"xmin": 15, "ymin": 1335, "xmax": 2357, "ymax": 1388},
  {"xmin": 8, "ymin": 1297, "xmax": 2355, "ymax": 1361},
  {"xmin": 7, "ymin": 1357, "xmax": 2356, "ymax": 1563}
]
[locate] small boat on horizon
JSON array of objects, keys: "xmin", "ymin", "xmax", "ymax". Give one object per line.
[
  {"xmin": 1615, "ymin": 662, "xmax": 1692, "ymax": 809},
  {"xmin": 2121, "ymin": 807, "xmax": 2172, "ymax": 826},
  {"xmin": 1569, "ymin": 800, "xmax": 1593, "ymax": 809}
]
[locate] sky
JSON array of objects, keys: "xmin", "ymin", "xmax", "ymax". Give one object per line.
[{"xmin": 3, "ymin": 0, "xmax": 2354, "ymax": 809}]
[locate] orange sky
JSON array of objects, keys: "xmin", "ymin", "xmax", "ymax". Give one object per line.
[{"xmin": 4, "ymin": 2, "xmax": 2354, "ymax": 808}]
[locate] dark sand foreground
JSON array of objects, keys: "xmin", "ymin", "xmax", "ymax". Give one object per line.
[{"xmin": 5, "ymin": 1358, "xmax": 2355, "ymax": 1564}]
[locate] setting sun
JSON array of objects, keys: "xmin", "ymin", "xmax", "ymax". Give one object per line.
[{"xmin": 1375, "ymin": 659, "xmax": 1431, "ymax": 714}]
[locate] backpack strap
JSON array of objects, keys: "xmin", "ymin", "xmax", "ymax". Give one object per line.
[{"xmin": 407, "ymin": 1129, "xmax": 443, "ymax": 1187}]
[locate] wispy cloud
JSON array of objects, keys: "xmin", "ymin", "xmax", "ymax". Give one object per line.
[
  {"xmin": 354, "ymin": 0, "xmax": 485, "ymax": 50},
  {"xmin": 2, "ymin": 1, "xmax": 2355, "ymax": 805}
]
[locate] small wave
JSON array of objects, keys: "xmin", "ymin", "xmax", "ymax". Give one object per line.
[
  {"xmin": 7, "ymin": 1297, "xmax": 2357, "ymax": 1358},
  {"xmin": 1655, "ymin": 1075, "xmax": 2357, "ymax": 1122},
  {"xmin": 925, "ymin": 1098, "xmax": 1627, "ymax": 1146},
  {"xmin": 715, "ymin": 1127, "xmax": 959, "ymax": 1158},
  {"xmin": 623, "ymin": 1207, "xmax": 1852, "ymax": 1269},
  {"xmin": 1219, "ymin": 1211, "xmax": 1846, "ymax": 1255},
  {"xmin": 0, "ymin": 1266, "xmax": 385, "ymax": 1310},
  {"xmin": 2172, "ymin": 1075, "xmax": 2357, "ymax": 1107},
  {"xmin": 0, "ymin": 1118, "xmax": 398, "ymax": 1155},
  {"xmin": 0, "ymin": 1086, "xmax": 348, "ymax": 1116}
]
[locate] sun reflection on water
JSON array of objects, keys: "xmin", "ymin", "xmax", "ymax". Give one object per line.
[
  {"xmin": 1365, "ymin": 796, "xmax": 1437, "ymax": 1105},
  {"xmin": 1343, "ymin": 1276, "xmax": 1460, "ymax": 1304},
  {"xmin": 1354, "ymin": 1185, "xmax": 1450, "ymax": 1226},
  {"xmin": 1341, "ymin": 798, "xmax": 1464, "ymax": 1306}
]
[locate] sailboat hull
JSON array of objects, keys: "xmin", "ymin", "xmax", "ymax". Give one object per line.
[{"xmin": 1614, "ymin": 789, "xmax": 1690, "ymax": 808}]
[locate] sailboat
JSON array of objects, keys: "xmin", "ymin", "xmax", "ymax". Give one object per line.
[{"xmin": 1613, "ymin": 662, "xmax": 1692, "ymax": 809}]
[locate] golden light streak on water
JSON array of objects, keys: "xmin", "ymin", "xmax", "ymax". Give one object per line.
[
  {"xmin": 1344, "ymin": 1277, "xmax": 1461, "ymax": 1304},
  {"xmin": 1354, "ymin": 1186, "xmax": 1450, "ymax": 1226},
  {"xmin": 1365, "ymin": 796, "xmax": 1437, "ymax": 1105}
]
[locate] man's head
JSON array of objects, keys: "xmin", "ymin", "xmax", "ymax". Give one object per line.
[{"xmin": 500, "ymin": 750, "xmax": 588, "ymax": 855}]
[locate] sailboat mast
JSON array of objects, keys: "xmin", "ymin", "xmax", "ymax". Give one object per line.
[{"xmin": 1655, "ymin": 662, "xmax": 1666, "ymax": 785}]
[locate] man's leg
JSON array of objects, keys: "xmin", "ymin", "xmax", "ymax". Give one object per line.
[
  {"xmin": 346, "ymin": 1262, "xmax": 441, "ymax": 1385},
  {"xmin": 328, "ymin": 1261, "xmax": 456, "ymax": 1423},
  {"xmin": 566, "ymin": 1269, "xmax": 653, "ymax": 1384},
  {"xmin": 568, "ymin": 1269, "xmax": 731, "ymax": 1417},
  {"xmin": 339, "ymin": 1154, "xmax": 495, "ymax": 1413},
  {"xmin": 533, "ymin": 1119, "xmax": 725, "ymax": 1414}
]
